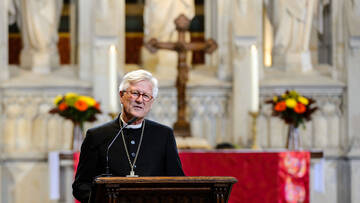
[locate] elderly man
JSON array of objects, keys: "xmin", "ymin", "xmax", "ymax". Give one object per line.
[{"xmin": 72, "ymin": 70, "xmax": 184, "ymax": 203}]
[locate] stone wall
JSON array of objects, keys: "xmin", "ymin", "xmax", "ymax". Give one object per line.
[
  {"xmin": 0, "ymin": 80, "xmax": 92, "ymax": 203},
  {"xmin": 259, "ymin": 84, "xmax": 345, "ymax": 152}
]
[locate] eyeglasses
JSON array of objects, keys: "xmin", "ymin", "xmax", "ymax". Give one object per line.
[{"xmin": 124, "ymin": 90, "xmax": 153, "ymax": 102}]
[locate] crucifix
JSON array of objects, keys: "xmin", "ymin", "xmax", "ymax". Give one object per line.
[{"xmin": 145, "ymin": 14, "xmax": 218, "ymax": 137}]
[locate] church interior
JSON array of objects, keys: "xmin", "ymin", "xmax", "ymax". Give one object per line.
[{"xmin": 1, "ymin": 0, "xmax": 360, "ymax": 202}]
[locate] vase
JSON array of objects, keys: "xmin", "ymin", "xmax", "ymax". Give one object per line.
[
  {"xmin": 286, "ymin": 124, "xmax": 301, "ymax": 150},
  {"xmin": 72, "ymin": 122, "xmax": 84, "ymax": 152}
]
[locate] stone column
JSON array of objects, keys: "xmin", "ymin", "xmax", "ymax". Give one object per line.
[
  {"xmin": 332, "ymin": 0, "xmax": 346, "ymax": 81},
  {"xmin": 92, "ymin": 0, "xmax": 124, "ymax": 114},
  {"xmin": 78, "ymin": 0, "xmax": 94, "ymax": 81},
  {"xmin": 218, "ymin": 0, "xmax": 234, "ymax": 81},
  {"xmin": 117, "ymin": 0, "xmax": 126, "ymax": 77},
  {"xmin": 347, "ymin": 37, "xmax": 360, "ymax": 155},
  {"xmin": 204, "ymin": 0, "xmax": 220, "ymax": 77},
  {"xmin": 348, "ymin": 36, "xmax": 360, "ymax": 203},
  {"xmin": 0, "ymin": 0, "xmax": 9, "ymax": 81},
  {"xmin": 231, "ymin": 0, "xmax": 263, "ymax": 146},
  {"xmin": 351, "ymin": 160, "xmax": 360, "ymax": 203},
  {"xmin": 345, "ymin": 1, "xmax": 360, "ymax": 201},
  {"xmin": 60, "ymin": 159, "xmax": 75, "ymax": 203}
]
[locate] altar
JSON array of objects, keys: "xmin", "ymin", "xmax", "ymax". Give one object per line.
[{"xmin": 72, "ymin": 150, "xmax": 311, "ymax": 203}]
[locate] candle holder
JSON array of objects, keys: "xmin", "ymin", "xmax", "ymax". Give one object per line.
[{"xmin": 249, "ymin": 111, "xmax": 260, "ymax": 149}]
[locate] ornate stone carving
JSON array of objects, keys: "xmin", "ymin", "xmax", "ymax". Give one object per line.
[
  {"xmin": 0, "ymin": 88, "xmax": 91, "ymax": 156},
  {"xmin": 148, "ymin": 87, "xmax": 230, "ymax": 146},
  {"xmin": 260, "ymin": 85, "xmax": 345, "ymax": 153}
]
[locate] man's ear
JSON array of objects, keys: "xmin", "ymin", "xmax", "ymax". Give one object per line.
[{"xmin": 119, "ymin": 91, "xmax": 123, "ymax": 97}]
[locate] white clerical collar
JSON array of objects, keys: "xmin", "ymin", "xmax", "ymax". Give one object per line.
[{"xmin": 120, "ymin": 115, "xmax": 142, "ymax": 129}]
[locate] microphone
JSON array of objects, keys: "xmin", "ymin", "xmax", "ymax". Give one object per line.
[{"xmin": 102, "ymin": 116, "xmax": 138, "ymax": 177}]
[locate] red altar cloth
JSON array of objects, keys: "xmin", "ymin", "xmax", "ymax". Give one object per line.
[
  {"xmin": 179, "ymin": 151, "xmax": 310, "ymax": 203},
  {"xmin": 73, "ymin": 151, "xmax": 309, "ymax": 203}
]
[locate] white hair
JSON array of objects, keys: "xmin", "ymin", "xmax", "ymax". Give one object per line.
[{"xmin": 119, "ymin": 70, "xmax": 159, "ymax": 98}]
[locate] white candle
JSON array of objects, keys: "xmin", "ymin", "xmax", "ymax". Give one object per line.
[
  {"xmin": 250, "ymin": 45, "xmax": 259, "ymax": 112},
  {"xmin": 109, "ymin": 45, "xmax": 119, "ymax": 113}
]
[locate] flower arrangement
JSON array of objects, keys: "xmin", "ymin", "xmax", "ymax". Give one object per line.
[
  {"xmin": 266, "ymin": 90, "xmax": 317, "ymax": 128},
  {"xmin": 49, "ymin": 92, "xmax": 101, "ymax": 125}
]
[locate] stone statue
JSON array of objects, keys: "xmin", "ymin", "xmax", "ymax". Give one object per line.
[
  {"xmin": 8, "ymin": 0, "xmax": 63, "ymax": 74},
  {"xmin": 345, "ymin": 0, "xmax": 360, "ymax": 36},
  {"xmin": 271, "ymin": 0, "xmax": 329, "ymax": 71},
  {"xmin": 142, "ymin": 0, "xmax": 195, "ymax": 80}
]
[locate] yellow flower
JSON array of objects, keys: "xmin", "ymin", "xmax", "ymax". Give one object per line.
[
  {"xmin": 79, "ymin": 96, "xmax": 96, "ymax": 107},
  {"xmin": 289, "ymin": 90, "xmax": 299, "ymax": 98},
  {"xmin": 281, "ymin": 93, "xmax": 287, "ymax": 98},
  {"xmin": 65, "ymin": 92, "xmax": 78, "ymax": 99},
  {"xmin": 273, "ymin": 96, "xmax": 278, "ymax": 102},
  {"xmin": 285, "ymin": 98, "xmax": 297, "ymax": 108},
  {"xmin": 53, "ymin": 95, "xmax": 63, "ymax": 105},
  {"xmin": 298, "ymin": 96, "xmax": 309, "ymax": 105},
  {"xmin": 64, "ymin": 92, "xmax": 79, "ymax": 106}
]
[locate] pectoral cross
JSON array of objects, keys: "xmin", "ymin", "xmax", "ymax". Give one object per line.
[
  {"xmin": 145, "ymin": 14, "xmax": 218, "ymax": 137},
  {"xmin": 126, "ymin": 170, "xmax": 139, "ymax": 177}
]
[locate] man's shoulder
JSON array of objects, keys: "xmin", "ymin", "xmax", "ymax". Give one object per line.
[
  {"xmin": 85, "ymin": 120, "xmax": 118, "ymax": 144},
  {"xmin": 88, "ymin": 119, "xmax": 118, "ymax": 133},
  {"xmin": 145, "ymin": 119, "xmax": 172, "ymax": 130},
  {"xmin": 80, "ymin": 120, "xmax": 118, "ymax": 148},
  {"xmin": 144, "ymin": 119, "xmax": 174, "ymax": 142}
]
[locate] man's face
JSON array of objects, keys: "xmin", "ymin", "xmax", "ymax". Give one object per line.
[{"xmin": 120, "ymin": 80, "xmax": 154, "ymax": 122}]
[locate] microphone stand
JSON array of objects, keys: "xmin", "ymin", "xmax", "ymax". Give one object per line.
[{"xmin": 100, "ymin": 116, "xmax": 138, "ymax": 177}]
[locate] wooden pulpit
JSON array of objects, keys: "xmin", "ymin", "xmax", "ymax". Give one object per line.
[{"xmin": 89, "ymin": 176, "xmax": 237, "ymax": 203}]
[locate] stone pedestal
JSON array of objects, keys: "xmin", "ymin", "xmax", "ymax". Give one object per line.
[
  {"xmin": 20, "ymin": 50, "xmax": 59, "ymax": 74},
  {"xmin": 273, "ymin": 51, "xmax": 316, "ymax": 73}
]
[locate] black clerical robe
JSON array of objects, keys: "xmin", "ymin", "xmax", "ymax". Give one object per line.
[{"xmin": 72, "ymin": 116, "xmax": 184, "ymax": 202}]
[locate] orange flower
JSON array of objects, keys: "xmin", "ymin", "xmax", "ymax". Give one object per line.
[
  {"xmin": 294, "ymin": 103, "xmax": 306, "ymax": 114},
  {"xmin": 274, "ymin": 101, "xmax": 287, "ymax": 112},
  {"xmin": 58, "ymin": 102, "xmax": 68, "ymax": 111},
  {"xmin": 95, "ymin": 102, "xmax": 101, "ymax": 111},
  {"xmin": 75, "ymin": 100, "xmax": 88, "ymax": 111}
]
